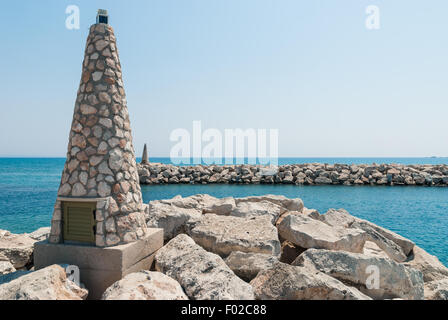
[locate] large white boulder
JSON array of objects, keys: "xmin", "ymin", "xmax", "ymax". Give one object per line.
[
  {"xmin": 293, "ymin": 248, "xmax": 424, "ymax": 300},
  {"xmin": 319, "ymin": 209, "xmax": 414, "ymax": 262},
  {"xmin": 363, "ymin": 241, "xmax": 389, "ymax": 259},
  {"xmin": 155, "ymin": 234, "xmax": 254, "ymax": 300},
  {"xmin": 250, "ymin": 262, "xmax": 371, "ymax": 300},
  {"xmin": 0, "ymin": 260, "xmax": 15, "ymax": 276},
  {"xmin": 102, "ymin": 271, "xmax": 188, "ymax": 300},
  {"xmin": 235, "ymin": 194, "xmax": 304, "ymax": 212},
  {"xmin": 404, "ymin": 245, "xmax": 448, "ymax": 282},
  {"xmin": 146, "ymin": 197, "xmax": 202, "ymax": 241},
  {"xmin": 0, "ymin": 265, "xmax": 88, "ymax": 300},
  {"xmin": 424, "ymin": 279, "xmax": 448, "ymax": 300},
  {"xmin": 27, "ymin": 227, "xmax": 51, "ymax": 241},
  {"xmin": 203, "ymin": 197, "xmax": 236, "ymax": 215},
  {"xmin": 188, "ymin": 214, "xmax": 281, "ymax": 257},
  {"xmin": 277, "ymin": 214, "xmax": 366, "ymax": 253},
  {"xmin": 230, "ymin": 200, "xmax": 286, "ymax": 224},
  {"xmin": 224, "ymin": 251, "xmax": 278, "ymax": 281},
  {"xmin": 0, "ymin": 230, "xmax": 36, "ymax": 269}
]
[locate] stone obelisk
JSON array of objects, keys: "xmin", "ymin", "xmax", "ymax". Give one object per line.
[
  {"xmin": 36, "ymin": 10, "xmax": 163, "ymax": 299},
  {"xmin": 141, "ymin": 143, "xmax": 149, "ymax": 164},
  {"xmin": 48, "ymin": 13, "xmax": 148, "ymax": 247}
]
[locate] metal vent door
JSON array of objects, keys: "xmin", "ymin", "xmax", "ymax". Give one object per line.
[{"xmin": 63, "ymin": 202, "xmax": 96, "ymax": 244}]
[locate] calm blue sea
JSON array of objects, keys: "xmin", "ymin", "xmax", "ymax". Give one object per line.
[{"xmin": 0, "ymin": 157, "xmax": 447, "ymax": 265}]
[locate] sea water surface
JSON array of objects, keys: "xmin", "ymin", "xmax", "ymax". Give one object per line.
[{"xmin": 0, "ymin": 157, "xmax": 447, "ymax": 265}]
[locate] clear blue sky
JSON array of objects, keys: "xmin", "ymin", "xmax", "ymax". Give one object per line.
[{"xmin": 0, "ymin": 0, "xmax": 447, "ymax": 157}]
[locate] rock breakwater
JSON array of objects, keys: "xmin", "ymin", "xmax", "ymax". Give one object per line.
[
  {"xmin": 138, "ymin": 163, "xmax": 448, "ymax": 186},
  {"xmin": 1, "ymin": 194, "xmax": 448, "ymax": 300}
]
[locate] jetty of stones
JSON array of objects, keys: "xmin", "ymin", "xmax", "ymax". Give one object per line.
[
  {"xmin": 137, "ymin": 163, "xmax": 448, "ymax": 186},
  {"xmin": 2, "ymin": 194, "xmax": 448, "ymax": 300}
]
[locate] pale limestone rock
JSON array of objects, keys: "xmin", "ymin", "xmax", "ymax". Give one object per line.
[
  {"xmin": 302, "ymin": 207, "xmax": 321, "ymax": 219},
  {"xmin": 98, "ymin": 92, "xmax": 111, "ymax": 104},
  {"xmin": 363, "ymin": 241, "xmax": 389, "ymax": 259},
  {"xmin": 315, "ymin": 176, "xmax": 332, "ymax": 184},
  {"xmin": 58, "ymin": 183, "xmax": 71, "ymax": 196},
  {"xmin": 102, "ymin": 271, "xmax": 188, "ymax": 300},
  {"xmin": 180, "ymin": 194, "xmax": 219, "ymax": 209},
  {"xmin": 0, "ymin": 260, "xmax": 15, "ymax": 276},
  {"xmin": 92, "ymin": 71, "xmax": 103, "ymax": 81},
  {"xmin": 98, "ymin": 181, "xmax": 111, "ymax": 197},
  {"xmin": 27, "ymin": 227, "xmax": 50, "ymax": 241},
  {"xmin": 89, "ymin": 155, "xmax": 103, "ymax": 166},
  {"xmin": 108, "ymin": 137, "xmax": 120, "ymax": 148},
  {"xmin": 108, "ymin": 148, "xmax": 123, "ymax": 170},
  {"xmin": 0, "ymin": 265, "xmax": 87, "ymax": 300},
  {"xmin": 0, "ymin": 230, "xmax": 36, "ymax": 269},
  {"xmin": 277, "ymin": 214, "xmax": 366, "ymax": 253},
  {"xmin": 146, "ymin": 199, "xmax": 202, "ymax": 241},
  {"xmin": 95, "ymin": 39, "xmax": 109, "ymax": 51},
  {"xmin": 105, "ymin": 217, "xmax": 116, "ymax": 233},
  {"xmin": 155, "ymin": 234, "xmax": 254, "ymax": 300},
  {"xmin": 79, "ymin": 171, "xmax": 88, "ymax": 185},
  {"xmin": 72, "ymin": 183, "xmax": 87, "ymax": 197},
  {"xmin": 106, "ymin": 234, "xmax": 120, "ymax": 246},
  {"xmin": 293, "ymin": 248, "xmax": 424, "ymax": 300},
  {"xmin": 189, "ymin": 214, "xmax": 281, "ymax": 257},
  {"xmin": 424, "ymin": 279, "xmax": 448, "ymax": 300},
  {"xmin": 235, "ymin": 194, "xmax": 304, "ymax": 212},
  {"xmin": 99, "ymin": 117, "xmax": 113, "ymax": 128},
  {"xmin": 404, "ymin": 245, "xmax": 448, "ymax": 282},
  {"xmin": 98, "ymin": 161, "xmax": 113, "ymax": 175},
  {"xmin": 80, "ymin": 104, "xmax": 97, "ymax": 115},
  {"xmin": 203, "ymin": 197, "xmax": 236, "ymax": 215},
  {"xmin": 230, "ymin": 200, "xmax": 286, "ymax": 224},
  {"xmin": 319, "ymin": 209, "xmax": 413, "ymax": 261},
  {"xmin": 224, "ymin": 251, "xmax": 278, "ymax": 281},
  {"xmin": 250, "ymin": 262, "xmax": 371, "ymax": 300}
]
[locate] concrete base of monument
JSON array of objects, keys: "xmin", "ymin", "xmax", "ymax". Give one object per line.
[{"xmin": 34, "ymin": 228, "xmax": 164, "ymax": 300}]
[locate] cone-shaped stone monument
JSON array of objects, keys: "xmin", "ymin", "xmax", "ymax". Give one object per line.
[
  {"xmin": 35, "ymin": 10, "xmax": 163, "ymax": 299},
  {"xmin": 141, "ymin": 143, "xmax": 149, "ymax": 164}
]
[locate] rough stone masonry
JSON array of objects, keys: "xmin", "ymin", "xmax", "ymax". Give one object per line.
[{"xmin": 49, "ymin": 23, "xmax": 147, "ymax": 247}]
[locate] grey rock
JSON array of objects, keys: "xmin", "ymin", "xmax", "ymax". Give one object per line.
[
  {"xmin": 189, "ymin": 214, "xmax": 281, "ymax": 257},
  {"xmin": 27, "ymin": 227, "xmax": 51, "ymax": 242},
  {"xmin": 277, "ymin": 214, "xmax": 366, "ymax": 253},
  {"xmin": 0, "ymin": 230, "xmax": 36, "ymax": 269},
  {"xmin": 230, "ymin": 200, "xmax": 286, "ymax": 224},
  {"xmin": 0, "ymin": 260, "xmax": 15, "ymax": 276},
  {"xmin": 250, "ymin": 262, "xmax": 371, "ymax": 300},
  {"xmin": 0, "ymin": 265, "xmax": 88, "ymax": 300},
  {"xmin": 235, "ymin": 194, "xmax": 304, "ymax": 212},
  {"xmin": 146, "ymin": 198, "xmax": 202, "ymax": 241},
  {"xmin": 101, "ymin": 271, "xmax": 188, "ymax": 300},
  {"xmin": 155, "ymin": 234, "xmax": 254, "ymax": 300},
  {"xmin": 424, "ymin": 279, "xmax": 448, "ymax": 300},
  {"xmin": 319, "ymin": 209, "xmax": 414, "ymax": 262},
  {"xmin": 404, "ymin": 245, "xmax": 448, "ymax": 282},
  {"xmin": 203, "ymin": 197, "xmax": 236, "ymax": 215},
  {"xmin": 224, "ymin": 251, "xmax": 278, "ymax": 281},
  {"xmin": 293, "ymin": 248, "xmax": 424, "ymax": 300}
]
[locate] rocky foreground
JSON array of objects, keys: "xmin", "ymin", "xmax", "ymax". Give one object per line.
[
  {"xmin": 1, "ymin": 194, "xmax": 448, "ymax": 300},
  {"xmin": 138, "ymin": 163, "xmax": 448, "ymax": 186}
]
